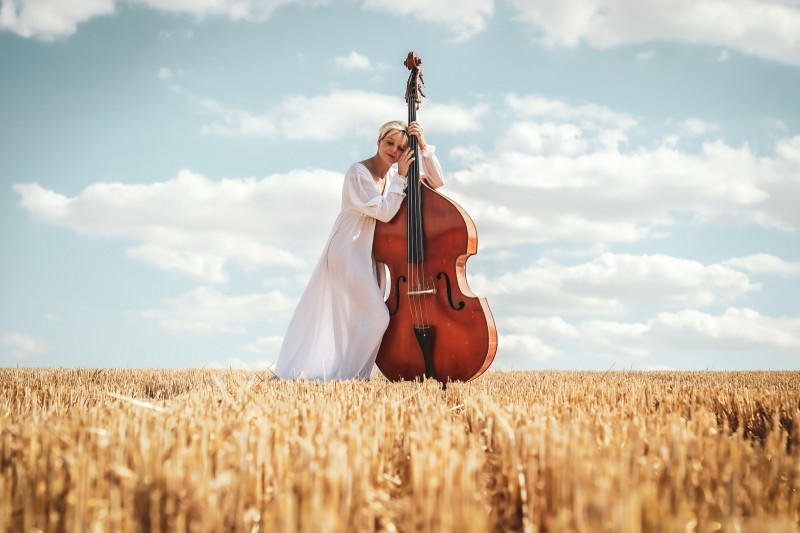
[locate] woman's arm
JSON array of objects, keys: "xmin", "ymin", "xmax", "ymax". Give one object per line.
[
  {"xmin": 407, "ymin": 121, "xmax": 444, "ymax": 189},
  {"xmin": 419, "ymin": 145, "xmax": 444, "ymax": 189},
  {"xmin": 344, "ymin": 165, "xmax": 407, "ymax": 222}
]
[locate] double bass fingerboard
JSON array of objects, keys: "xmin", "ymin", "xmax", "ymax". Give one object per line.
[{"xmin": 405, "ymin": 57, "xmax": 425, "ymax": 264}]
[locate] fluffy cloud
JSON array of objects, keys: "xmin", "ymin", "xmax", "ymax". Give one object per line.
[
  {"xmin": 495, "ymin": 307, "xmax": 800, "ymax": 367},
  {"xmin": 0, "ymin": 0, "xmax": 115, "ymax": 41},
  {"xmin": 14, "ymin": 92, "xmax": 798, "ymax": 292},
  {"xmin": 580, "ymin": 308, "xmax": 800, "ymax": 358},
  {"xmin": 0, "ymin": 0, "xmax": 324, "ymax": 40},
  {"xmin": 2, "ymin": 0, "xmax": 488, "ymax": 41},
  {"xmin": 2, "ymin": 332, "xmax": 50, "ymax": 360},
  {"xmin": 194, "ymin": 95, "xmax": 277, "ymax": 138},
  {"xmin": 494, "ymin": 334, "xmax": 563, "ymax": 367},
  {"xmin": 189, "ymin": 88, "xmax": 487, "ymax": 140},
  {"xmin": 362, "ymin": 0, "xmax": 493, "ymax": 41},
  {"xmin": 724, "ymin": 254, "xmax": 800, "ymax": 276},
  {"xmin": 333, "ymin": 51, "xmax": 386, "ymax": 72},
  {"xmin": 243, "ymin": 335, "xmax": 283, "ymax": 354},
  {"xmin": 7, "ymin": 0, "xmax": 800, "ymax": 63},
  {"xmin": 506, "ymin": 94, "xmax": 638, "ymax": 131},
  {"xmin": 140, "ymin": 286, "xmax": 295, "ymax": 333},
  {"xmin": 447, "ymin": 96, "xmax": 800, "ymax": 247},
  {"xmin": 472, "ymin": 253, "xmax": 759, "ymax": 316},
  {"xmin": 13, "ymin": 168, "xmax": 342, "ymax": 282},
  {"xmin": 131, "ymin": 0, "xmax": 315, "ymax": 21},
  {"xmin": 507, "ymin": 0, "xmax": 800, "ymax": 66}
]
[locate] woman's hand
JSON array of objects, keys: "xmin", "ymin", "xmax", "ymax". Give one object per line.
[
  {"xmin": 397, "ymin": 147, "xmax": 415, "ymax": 177},
  {"xmin": 407, "ymin": 121, "xmax": 427, "ymax": 151}
]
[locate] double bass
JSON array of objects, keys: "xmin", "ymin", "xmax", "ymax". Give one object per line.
[{"xmin": 373, "ymin": 52, "xmax": 497, "ymax": 383}]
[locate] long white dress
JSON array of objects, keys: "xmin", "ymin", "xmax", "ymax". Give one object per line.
[{"xmin": 275, "ymin": 149, "xmax": 443, "ymax": 380}]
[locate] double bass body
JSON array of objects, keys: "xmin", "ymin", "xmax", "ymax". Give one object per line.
[
  {"xmin": 373, "ymin": 176, "xmax": 497, "ymax": 383},
  {"xmin": 373, "ymin": 51, "xmax": 496, "ymax": 384}
]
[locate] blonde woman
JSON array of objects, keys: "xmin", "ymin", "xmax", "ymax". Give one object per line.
[{"xmin": 275, "ymin": 120, "xmax": 444, "ymax": 380}]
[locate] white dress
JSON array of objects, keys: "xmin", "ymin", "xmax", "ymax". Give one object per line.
[{"xmin": 275, "ymin": 149, "xmax": 443, "ymax": 380}]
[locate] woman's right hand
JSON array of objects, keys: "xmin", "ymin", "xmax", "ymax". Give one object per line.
[{"xmin": 397, "ymin": 147, "xmax": 415, "ymax": 177}]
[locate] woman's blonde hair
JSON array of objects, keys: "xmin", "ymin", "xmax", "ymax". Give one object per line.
[{"xmin": 378, "ymin": 120, "xmax": 408, "ymax": 146}]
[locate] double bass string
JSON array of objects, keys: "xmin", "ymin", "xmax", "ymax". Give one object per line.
[
  {"xmin": 412, "ymin": 96, "xmax": 434, "ymax": 331},
  {"xmin": 413, "ymin": 141, "xmax": 429, "ymax": 330},
  {"xmin": 407, "ymin": 95, "xmax": 420, "ymax": 329},
  {"xmin": 407, "ymin": 69, "xmax": 430, "ymax": 326},
  {"xmin": 413, "ymin": 139, "xmax": 432, "ymax": 330}
]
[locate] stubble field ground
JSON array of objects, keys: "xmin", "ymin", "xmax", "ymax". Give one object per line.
[{"xmin": 1, "ymin": 368, "xmax": 798, "ymax": 532}]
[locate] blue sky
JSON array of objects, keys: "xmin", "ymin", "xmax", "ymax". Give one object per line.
[{"xmin": 1, "ymin": 0, "xmax": 799, "ymax": 371}]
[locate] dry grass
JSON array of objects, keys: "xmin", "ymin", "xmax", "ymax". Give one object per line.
[{"xmin": 1, "ymin": 368, "xmax": 798, "ymax": 532}]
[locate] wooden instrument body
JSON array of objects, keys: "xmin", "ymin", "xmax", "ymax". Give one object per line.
[
  {"xmin": 373, "ymin": 184, "xmax": 497, "ymax": 382},
  {"xmin": 372, "ymin": 50, "xmax": 497, "ymax": 383}
]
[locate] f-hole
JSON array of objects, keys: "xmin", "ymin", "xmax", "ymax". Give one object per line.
[{"xmin": 386, "ymin": 274, "xmax": 406, "ymax": 316}]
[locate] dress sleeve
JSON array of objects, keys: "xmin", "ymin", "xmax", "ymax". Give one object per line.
[
  {"xmin": 344, "ymin": 165, "xmax": 408, "ymax": 222},
  {"xmin": 419, "ymin": 145, "xmax": 444, "ymax": 189}
]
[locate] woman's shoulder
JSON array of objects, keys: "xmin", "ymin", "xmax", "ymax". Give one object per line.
[
  {"xmin": 345, "ymin": 161, "xmax": 399, "ymax": 182},
  {"xmin": 346, "ymin": 161, "xmax": 370, "ymax": 178}
]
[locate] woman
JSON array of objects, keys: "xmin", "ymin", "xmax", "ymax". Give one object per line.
[{"xmin": 275, "ymin": 120, "xmax": 444, "ymax": 380}]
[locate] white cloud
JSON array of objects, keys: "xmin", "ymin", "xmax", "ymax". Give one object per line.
[
  {"xmin": 15, "ymin": 93, "xmax": 798, "ymax": 294},
  {"xmin": 362, "ymin": 0, "xmax": 493, "ymax": 41},
  {"xmin": 506, "ymin": 94, "xmax": 638, "ymax": 131},
  {"xmin": 140, "ymin": 286, "xmax": 295, "ymax": 333},
  {"xmin": 543, "ymin": 243, "xmax": 609, "ymax": 261},
  {"xmin": 243, "ymin": 335, "xmax": 283, "ymax": 353},
  {"xmin": 277, "ymin": 91, "xmax": 407, "ymax": 141},
  {"xmin": 498, "ymin": 122, "xmax": 589, "ymax": 157},
  {"xmin": 1, "ymin": 0, "xmax": 328, "ymax": 40},
  {"xmin": 2, "ymin": 332, "xmax": 50, "ymax": 360},
  {"xmin": 446, "ymin": 97, "xmax": 800, "ymax": 247},
  {"xmin": 277, "ymin": 90, "xmax": 486, "ymax": 140},
  {"xmin": 775, "ymin": 136, "xmax": 800, "ymax": 160},
  {"xmin": 133, "ymin": 0, "xmax": 326, "ymax": 21},
  {"xmin": 684, "ymin": 118, "xmax": 719, "ymax": 136},
  {"xmin": 157, "ymin": 67, "xmax": 184, "ymax": 80},
  {"xmin": 581, "ymin": 308, "xmax": 800, "ymax": 357},
  {"xmin": 494, "ymin": 334, "xmax": 563, "ymax": 368},
  {"xmin": 2, "ymin": 0, "xmax": 486, "ymax": 41},
  {"xmin": 195, "ymin": 95, "xmax": 277, "ymax": 137},
  {"xmin": 472, "ymin": 253, "xmax": 759, "ymax": 316},
  {"xmin": 507, "ymin": 0, "xmax": 800, "ymax": 67},
  {"xmin": 334, "ymin": 50, "xmax": 385, "ymax": 71},
  {"xmin": 126, "ymin": 244, "xmax": 232, "ymax": 284},
  {"xmin": 13, "ymin": 168, "xmax": 342, "ymax": 282},
  {"xmin": 580, "ymin": 320, "xmax": 651, "ymax": 357},
  {"xmin": 501, "ymin": 308, "xmax": 800, "ymax": 364},
  {"xmin": 504, "ymin": 315, "xmax": 580, "ymax": 337},
  {"xmin": 651, "ymin": 308, "xmax": 800, "ymax": 349},
  {"xmin": 181, "ymin": 87, "xmax": 486, "ymax": 140},
  {"xmin": 0, "ymin": 0, "xmax": 115, "ymax": 41},
  {"xmin": 725, "ymin": 254, "xmax": 800, "ymax": 276}
]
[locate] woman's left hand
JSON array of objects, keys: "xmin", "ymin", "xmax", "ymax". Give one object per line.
[{"xmin": 407, "ymin": 121, "xmax": 427, "ymax": 151}]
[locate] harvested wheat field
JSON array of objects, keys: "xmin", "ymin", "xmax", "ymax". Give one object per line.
[{"xmin": 1, "ymin": 368, "xmax": 798, "ymax": 532}]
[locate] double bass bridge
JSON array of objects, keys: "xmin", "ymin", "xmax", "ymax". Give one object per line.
[{"xmin": 407, "ymin": 287, "xmax": 436, "ymax": 296}]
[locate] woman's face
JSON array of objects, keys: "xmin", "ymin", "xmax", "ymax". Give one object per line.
[{"xmin": 378, "ymin": 132, "xmax": 407, "ymax": 164}]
